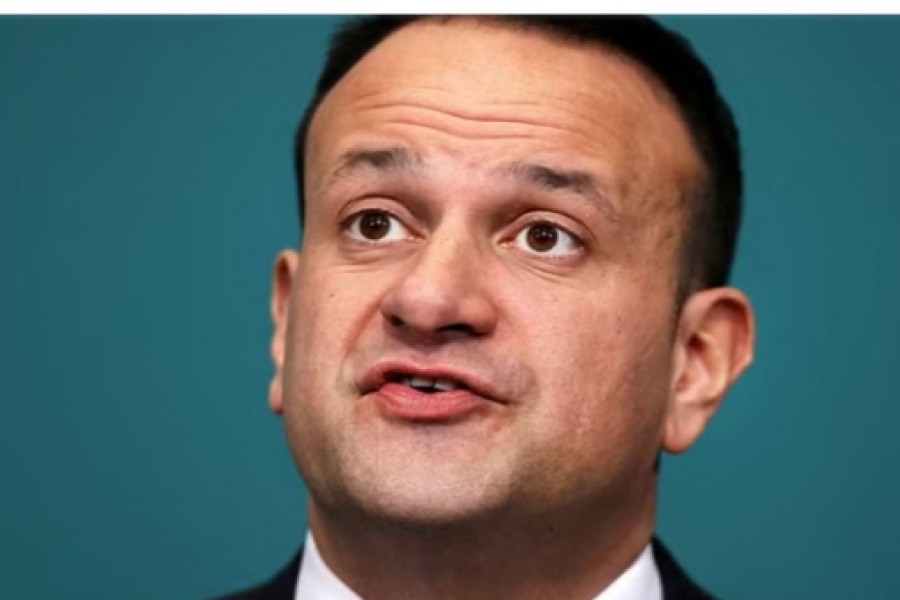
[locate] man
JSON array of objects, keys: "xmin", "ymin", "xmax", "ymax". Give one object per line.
[{"xmin": 224, "ymin": 15, "xmax": 754, "ymax": 600}]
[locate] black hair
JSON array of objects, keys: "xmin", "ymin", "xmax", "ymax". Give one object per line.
[{"xmin": 293, "ymin": 16, "xmax": 742, "ymax": 298}]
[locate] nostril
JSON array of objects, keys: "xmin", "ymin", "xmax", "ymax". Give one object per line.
[
  {"xmin": 438, "ymin": 323, "xmax": 477, "ymax": 335},
  {"xmin": 387, "ymin": 315, "xmax": 404, "ymax": 327}
]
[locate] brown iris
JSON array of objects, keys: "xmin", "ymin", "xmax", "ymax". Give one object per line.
[
  {"xmin": 526, "ymin": 224, "xmax": 559, "ymax": 252},
  {"xmin": 359, "ymin": 211, "xmax": 391, "ymax": 240}
]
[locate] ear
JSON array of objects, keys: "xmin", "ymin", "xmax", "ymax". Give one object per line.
[
  {"xmin": 269, "ymin": 250, "xmax": 301, "ymax": 415},
  {"xmin": 663, "ymin": 287, "xmax": 755, "ymax": 454}
]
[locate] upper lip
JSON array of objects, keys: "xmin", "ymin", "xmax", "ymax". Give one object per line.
[{"xmin": 361, "ymin": 359, "xmax": 506, "ymax": 405}]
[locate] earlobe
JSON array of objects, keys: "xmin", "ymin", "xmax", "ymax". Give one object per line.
[
  {"xmin": 269, "ymin": 250, "xmax": 301, "ymax": 415},
  {"xmin": 663, "ymin": 287, "xmax": 755, "ymax": 454}
]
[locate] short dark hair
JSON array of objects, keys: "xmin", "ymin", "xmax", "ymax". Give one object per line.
[{"xmin": 293, "ymin": 16, "xmax": 742, "ymax": 298}]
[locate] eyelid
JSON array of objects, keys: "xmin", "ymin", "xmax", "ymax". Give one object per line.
[
  {"xmin": 342, "ymin": 208, "xmax": 415, "ymax": 244},
  {"xmin": 505, "ymin": 215, "xmax": 586, "ymax": 261},
  {"xmin": 337, "ymin": 195, "xmax": 416, "ymax": 227},
  {"xmin": 518, "ymin": 214, "xmax": 585, "ymax": 243}
]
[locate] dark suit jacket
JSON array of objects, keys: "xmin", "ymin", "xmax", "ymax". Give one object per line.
[{"xmin": 217, "ymin": 538, "xmax": 714, "ymax": 600}]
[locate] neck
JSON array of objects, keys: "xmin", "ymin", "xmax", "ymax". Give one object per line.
[{"xmin": 307, "ymin": 489, "xmax": 657, "ymax": 600}]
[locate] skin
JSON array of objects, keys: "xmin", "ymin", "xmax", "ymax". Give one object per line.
[{"xmin": 269, "ymin": 19, "xmax": 754, "ymax": 600}]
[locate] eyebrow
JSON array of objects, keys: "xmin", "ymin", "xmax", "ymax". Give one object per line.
[
  {"xmin": 328, "ymin": 146, "xmax": 423, "ymax": 184},
  {"xmin": 499, "ymin": 161, "xmax": 622, "ymax": 223}
]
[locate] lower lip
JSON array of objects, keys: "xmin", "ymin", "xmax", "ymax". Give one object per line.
[{"xmin": 373, "ymin": 382, "xmax": 488, "ymax": 421}]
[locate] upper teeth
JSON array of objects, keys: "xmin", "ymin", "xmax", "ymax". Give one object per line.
[{"xmin": 402, "ymin": 376, "xmax": 461, "ymax": 391}]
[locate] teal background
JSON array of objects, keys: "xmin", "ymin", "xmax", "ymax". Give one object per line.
[{"xmin": 1, "ymin": 16, "xmax": 898, "ymax": 599}]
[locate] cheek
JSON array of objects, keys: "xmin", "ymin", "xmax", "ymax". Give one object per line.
[
  {"xmin": 282, "ymin": 265, "xmax": 378, "ymax": 450},
  {"xmin": 290, "ymin": 263, "xmax": 382, "ymax": 355},
  {"xmin": 280, "ymin": 270, "xmax": 375, "ymax": 430},
  {"xmin": 520, "ymin": 290, "xmax": 674, "ymax": 449}
]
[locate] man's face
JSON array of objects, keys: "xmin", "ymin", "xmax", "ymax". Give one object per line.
[{"xmin": 273, "ymin": 21, "xmax": 703, "ymax": 526}]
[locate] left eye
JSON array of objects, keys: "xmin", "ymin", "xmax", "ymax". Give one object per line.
[
  {"xmin": 513, "ymin": 222, "xmax": 581, "ymax": 257},
  {"xmin": 345, "ymin": 210, "xmax": 410, "ymax": 242}
]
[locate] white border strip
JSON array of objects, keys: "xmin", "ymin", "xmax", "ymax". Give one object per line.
[{"xmin": 3, "ymin": 1, "xmax": 899, "ymax": 16}]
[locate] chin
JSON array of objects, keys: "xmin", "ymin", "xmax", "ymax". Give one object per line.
[{"xmin": 315, "ymin": 457, "xmax": 517, "ymax": 531}]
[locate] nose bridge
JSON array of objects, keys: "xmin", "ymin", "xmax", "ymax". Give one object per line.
[
  {"xmin": 415, "ymin": 217, "xmax": 480, "ymax": 286},
  {"xmin": 380, "ymin": 216, "xmax": 496, "ymax": 337}
]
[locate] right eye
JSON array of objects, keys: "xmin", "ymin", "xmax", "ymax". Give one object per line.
[{"xmin": 345, "ymin": 210, "xmax": 411, "ymax": 243}]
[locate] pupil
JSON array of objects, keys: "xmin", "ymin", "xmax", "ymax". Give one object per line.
[
  {"xmin": 527, "ymin": 225, "xmax": 558, "ymax": 252},
  {"xmin": 360, "ymin": 212, "xmax": 390, "ymax": 239}
]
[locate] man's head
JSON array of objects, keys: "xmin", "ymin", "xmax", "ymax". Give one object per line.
[{"xmin": 269, "ymin": 15, "xmax": 753, "ymax": 548}]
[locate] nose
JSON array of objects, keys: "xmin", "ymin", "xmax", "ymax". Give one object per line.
[{"xmin": 379, "ymin": 225, "xmax": 498, "ymax": 341}]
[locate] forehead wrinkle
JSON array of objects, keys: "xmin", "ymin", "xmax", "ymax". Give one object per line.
[
  {"xmin": 341, "ymin": 86, "xmax": 623, "ymax": 146},
  {"xmin": 341, "ymin": 59, "xmax": 667, "ymax": 137},
  {"xmin": 313, "ymin": 92, "xmax": 612, "ymax": 182},
  {"xmin": 364, "ymin": 88, "xmax": 602, "ymax": 123},
  {"xmin": 349, "ymin": 104, "xmax": 584, "ymax": 146},
  {"xmin": 354, "ymin": 90, "xmax": 580, "ymax": 130}
]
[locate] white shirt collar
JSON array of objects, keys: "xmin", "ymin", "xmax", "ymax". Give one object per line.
[
  {"xmin": 296, "ymin": 532, "xmax": 361, "ymax": 600},
  {"xmin": 295, "ymin": 531, "xmax": 661, "ymax": 600},
  {"xmin": 598, "ymin": 544, "xmax": 662, "ymax": 600}
]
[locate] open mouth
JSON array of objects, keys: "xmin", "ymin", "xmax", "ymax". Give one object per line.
[
  {"xmin": 361, "ymin": 361, "xmax": 504, "ymax": 410},
  {"xmin": 374, "ymin": 370, "xmax": 487, "ymax": 421},
  {"xmin": 365, "ymin": 363, "xmax": 502, "ymax": 420},
  {"xmin": 389, "ymin": 374, "xmax": 468, "ymax": 394}
]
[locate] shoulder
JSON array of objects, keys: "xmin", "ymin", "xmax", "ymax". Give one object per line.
[{"xmin": 211, "ymin": 549, "xmax": 303, "ymax": 600}]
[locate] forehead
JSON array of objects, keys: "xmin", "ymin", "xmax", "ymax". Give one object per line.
[{"xmin": 307, "ymin": 19, "xmax": 701, "ymax": 221}]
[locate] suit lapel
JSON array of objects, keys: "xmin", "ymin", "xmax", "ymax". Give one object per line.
[{"xmin": 652, "ymin": 538, "xmax": 715, "ymax": 600}]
